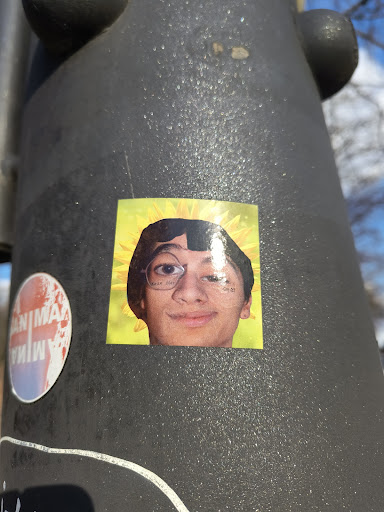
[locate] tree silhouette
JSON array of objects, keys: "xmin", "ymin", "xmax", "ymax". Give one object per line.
[{"xmin": 307, "ymin": 0, "xmax": 384, "ymax": 352}]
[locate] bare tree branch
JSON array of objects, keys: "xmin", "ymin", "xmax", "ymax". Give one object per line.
[
  {"xmin": 355, "ymin": 28, "xmax": 384, "ymax": 49},
  {"xmin": 343, "ymin": 0, "xmax": 370, "ymax": 17}
]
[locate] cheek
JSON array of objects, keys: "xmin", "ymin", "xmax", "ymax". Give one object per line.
[
  {"xmin": 215, "ymin": 286, "xmax": 245, "ymax": 309},
  {"xmin": 144, "ymin": 288, "xmax": 170, "ymax": 317}
]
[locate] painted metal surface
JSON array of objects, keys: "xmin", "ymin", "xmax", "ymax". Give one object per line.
[
  {"xmin": 0, "ymin": 0, "xmax": 30, "ymax": 260},
  {"xmin": 1, "ymin": 1, "xmax": 384, "ymax": 510}
]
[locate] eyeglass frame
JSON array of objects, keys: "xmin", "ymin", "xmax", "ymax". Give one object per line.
[{"xmin": 140, "ymin": 252, "xmax": 234, "ymax": 291}]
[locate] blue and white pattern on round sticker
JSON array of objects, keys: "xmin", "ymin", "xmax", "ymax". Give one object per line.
[{"xmin": 8, "ymin": 273, "xmax": 72, "ymax": 403}]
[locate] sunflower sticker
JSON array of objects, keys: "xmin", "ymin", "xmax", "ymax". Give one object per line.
[{"xmin": 107, "ymin": 198, "xmax": 262, "ymax": 349}]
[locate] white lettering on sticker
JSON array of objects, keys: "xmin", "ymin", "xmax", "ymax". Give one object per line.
[
  {"xmin": 34, "ymin": 306, "xmax": 50, "ymax": 327},
  {"xmin": 10, "ymin": 340, "xmax": 49, "ymax": 366}
]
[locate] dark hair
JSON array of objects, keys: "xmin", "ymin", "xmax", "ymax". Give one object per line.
[{"xmin": 127, "ymin": 218, "xmax": 254, "ymax": 319}]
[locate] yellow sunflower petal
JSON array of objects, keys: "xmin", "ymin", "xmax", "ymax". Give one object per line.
[
  {"xmin": 113, "ymin": 263, "xmax": 129, "ymax": 272},
  {"xmin": 119, "ymin": 235, "xmax": 139, "ymax": 248},
  {"xmin": 224, "ymin": 215, "xmax": 241, "ymax": 233},
  {"xmin": 176, "ymin": 198, "xmax": 190, "ymax": 218},
  {"xmin": 241, "ymin": 242, "xmax": 259, "ymax": 252},
  {"xmin": 148, "ymin": 207, "xmax": 162, "ymax": 224},
  {"xmin": 190, "ymin": 201, "xmax": 200, "ymax": 219},
  {"xmin": 243, "ymin": 249, "xmax": 258, "ymax": 260},
  {"xmin": 164, "ymin": 200, "xmax": 177, "ymax": 218},
  {"xmin": 212, "ymin": 211, "xmax": 229, "ymax": 226},
  {"xmin": 199, "ymin": 201, "xmax": 216, "ymax": 220},
  {"xmin": 113, "ymin": 251, "xmax": 133, "ymax": 265},
  {"xmin": 136, "ymin": 215, "xmax": 150, "ymax": 233},
  {"xmin": 134, "ymin": 319, "xmax": 148, "ymax": 332},
  {"xmin": 113, "ymin": 264, "xmax": 129, "ymax": 283},
  {"xmin": 153, "ymin": 202, "xmax": 165, "ymax": 220},
  {"xmin": 121, "ymin": 303, "xmax": 135, "ymax": 317},
  {"xmin": 231, "ymin": 227, "xmax": 253, "ymax": 247},
  {"xmin": 111, "ymin": 283, "xmax": 127, "ymax": 291}
]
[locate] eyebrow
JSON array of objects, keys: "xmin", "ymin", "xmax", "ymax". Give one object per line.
[{"xmin": 150, "ymin": 243, "xmax": 185, "ymax": 260}]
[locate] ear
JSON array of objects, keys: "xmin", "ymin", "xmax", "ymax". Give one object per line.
[
  {"xmin": 240, "ymin": 295, "xmax": 252, "ymax": 319},
  {"xmin": 140, "ymin": 298, "xmax": 146, "ymax": 312}
]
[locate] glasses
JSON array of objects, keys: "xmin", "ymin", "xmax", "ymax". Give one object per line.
[{"xmin": 141, "ymin": 252, "xmax": 233, "ymax": 291}]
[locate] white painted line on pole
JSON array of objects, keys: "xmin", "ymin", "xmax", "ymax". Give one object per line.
[{"xmin": 0, "ymin": 436, "xmax": 190, "ymax": 512}]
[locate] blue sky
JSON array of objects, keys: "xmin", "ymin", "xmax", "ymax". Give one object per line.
[
  {"xmin": 307, "ymin": 0, "xmax": 384, "ymax": 61},
  {"xmin": 310, "ymin": 0, "xmax": 384, "ymax": 346},
  {"xmin": 0, "ymin": 263, "xmax": 11, "ymax": 281}
]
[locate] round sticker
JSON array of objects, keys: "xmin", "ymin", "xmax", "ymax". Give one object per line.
[{"xmin": 8, "ymin": 273, "xmax": 72, "ymax": 403}]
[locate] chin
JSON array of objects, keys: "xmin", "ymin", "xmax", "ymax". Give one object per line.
[{"xmin": 150, "ymin": 335, "xmax": 232, "ymax": 348}]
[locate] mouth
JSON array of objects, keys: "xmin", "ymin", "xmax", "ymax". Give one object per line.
[{"xmin": 168, "ymin": 311, "xmax": 217, "ymax": 328}]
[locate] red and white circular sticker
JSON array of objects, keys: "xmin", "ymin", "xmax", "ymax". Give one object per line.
[{"xmin": 8, "ymin": 273, "xmax": 72, "ymax": 403}]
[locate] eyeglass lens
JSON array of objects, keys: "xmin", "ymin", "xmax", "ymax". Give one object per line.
[
  {"xmin": 146, "ymin": 252, "xmax": 233, "ymax": 291},
  {"xmin": 146, "ymin": 253, "xmax": 184, "ymax": 290}
]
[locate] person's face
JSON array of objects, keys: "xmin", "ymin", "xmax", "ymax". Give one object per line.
[{"xmin": 140, "ymin": 234, "xmax": 252, "ymax": 347}]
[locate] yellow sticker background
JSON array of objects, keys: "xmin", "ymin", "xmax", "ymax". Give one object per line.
[{"xmin": 107, "ymin": 198, "xmax": 263, "ymax": 349}]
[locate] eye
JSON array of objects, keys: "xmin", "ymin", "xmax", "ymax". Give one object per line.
[
  {"xmin": 154, "ymin": 264, "xmax": 184, "ymax": 276},
  {"xmin": 202, "ymin": 273, "xmax": 229, "ymax": 285}
]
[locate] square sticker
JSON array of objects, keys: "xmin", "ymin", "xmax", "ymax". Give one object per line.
[{"xmin": 107, "ymin": 198, "xmax": 262, "ymax": 348}]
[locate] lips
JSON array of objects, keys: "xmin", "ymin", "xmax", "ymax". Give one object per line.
[{"xmin": 168, "ymin": 311, "xmax": 217, "ymax": 328}]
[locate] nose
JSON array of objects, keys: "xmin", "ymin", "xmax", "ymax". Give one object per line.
[{"xmin": 172, "ymin": 272, "xmax": 208, "ymax": 304}]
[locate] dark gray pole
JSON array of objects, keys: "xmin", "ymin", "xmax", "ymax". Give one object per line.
[
  {"xmin": 0, "ymin": 0, "xmax": 30, "ymax": 261},
  {"xmin": 1, "ymin": 1, "xmax": 384, "ymax": 511}
]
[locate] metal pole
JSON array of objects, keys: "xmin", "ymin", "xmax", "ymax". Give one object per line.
[
  {"xmin": 0, "ymin": 0, "xmax": 30, "ymax": 261},
  {"xmin": 1, "ymin": 1, "xmax": 383, "ymax": 510}
]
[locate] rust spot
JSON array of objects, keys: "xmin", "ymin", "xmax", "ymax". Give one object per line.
[
  {"xmin": 212, "ymin": 42, "xmax": 224, "ymax": 55},
  {"xmin": 231, "ymin": 46, "xmax": 249, "ymax": 59}
]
